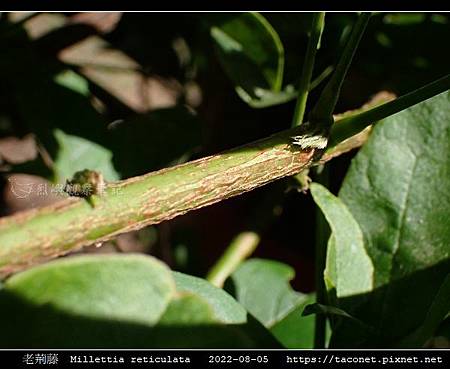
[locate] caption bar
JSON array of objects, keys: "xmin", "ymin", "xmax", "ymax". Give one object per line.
[{"xmin": 0, "ymin": 350, "xmax": 448, "ymax": 368}]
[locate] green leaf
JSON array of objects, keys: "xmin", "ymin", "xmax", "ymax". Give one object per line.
[
  {"xmin": 0, "ymin": 255, "xmax": 280, "ymax": 348},
  {"xmin": 108, "ymin": 106, "xmax": 202, "ymax": 177},
  {"xmin": 167, "ymin": 274, "xmax": 281, "ymax": 348},
  {"xmin": 54, "ymin": 70, "xmax": 90, "ymax": 96},
  {"xmin": 435, "ymin": 316, "xmax": 450, "ymax": 342},
  {"xmin": 324, "ymin": 235, "xmax": 337, "ymax": 301},
  {"xmin": 5, "ymin": 45, "xmax": 113, "ymax": 180},
  {"xmin": 303, "ymin": 302, "xmax": 355, "ymax": 319},
  {"xmin": 399, "ymin": 272, "xmax": 450, "ymax": 347},
  {"xmin": 383, "ymin": 13, "xmax": 426, "ymax": 26},
  {"xmin": 228, "ymin": 258, "xmax": 307, "ymax": 328},
  {"xmin": 302, "ymin": 302, "xmax": 374, "ymax": 342},
  {"xmin": 2, "ymin": 254, "xmax": 174, "ymax": 325},
  {"xmin": 334, "ymin": 91, "xmax": 450, "ymax": 347},
  {"xmin": 310, "ymin": 183, "xmax": 374, "ymax": 298},
  {"xmin": 237, "ymin": 85, "xmax": 297, "ymax": 108},
  {"xmin": 158, "ymin": 293, "xmax": 218, "ymax": 325},
  {"xmin": 270, "ymin": 293, "xmax": 316, "ymax": 348},
  {"xmin": 53, "ymin": 129, "xmax": 119, "ymax": 182},
  {"xmin": 174, "ymin": 271, "xmax": 285, "ymax": 348},
  {"xmin": 208, "ymin": 13, "xmax": 285, "ymax": 107},
  {"xmin": 302, "ymin": 303, "xmax": 372, "ymax": 329},
  {"xmin": 173, "ymin": 271, "xmax": 247, "ymax": 324},
  {"xmin": 151, "ymin": 299, "xmax": 279, "ymax": 348},
  {"xmin": 230, "ymin": 65, "xmax": 333, "ymax": 108},
  {"xmin": 0, "ymin": 254, "xmax": 175, "ymax": 347}
]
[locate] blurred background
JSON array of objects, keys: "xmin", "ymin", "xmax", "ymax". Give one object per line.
[{"xmin": 0, "ymin": 12, "xmax": 448, "ymax": 291}]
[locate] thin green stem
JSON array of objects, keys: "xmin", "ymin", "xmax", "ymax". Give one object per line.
[
  {"xmin": 309, "ymin": 13, "xmax": 372, "ymax": 130},
  {"xmin": 309, "ymin": 65, "xmax": 333, "ymax": 92},
  {"xmin": 206, "ymin": 231, "xmax": 260, "ymax": 288},
  {"xmin": 328, "ymin": 73, "xmax": 450, "ymax": 147},
  {"xmin": 291, "ymin": 12, "xmax": 325, "ymax": 127},
  {"xmin": 206, "ymin": 181, "xmax": 286, "ymax": 287}
]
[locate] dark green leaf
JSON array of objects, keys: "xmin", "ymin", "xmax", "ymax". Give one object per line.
[
  {"xmin": 53, "ymin": 129, "xmax": 119, "ymax": 182},
  {"xmin": 169, "ymin": 272, "xmax": 280, "ymax": 348},
  {"xmin": 434, "ymin": 316, "xmax": 450, "ymax": 343},
  {"xmin": 333, "ymin": 91, "xmax": 450, "ymax": 347},
  {"xmin": 399, "ymin": 272, "xmax": 450, "ymax": 347},
  {"xmin": 5, "ymin": 47, "xmax": 114, "ymax": 181},
  {"xmin": 238, "ymin": 86, "xmax": 297, "ymax": 108},
  {"xmin": 0, "ymin": 254, "xmax": 175, "ymax": 347},
  {"xmin": 228, "ymin": 258, "xmax": 308, "ymax": 328},
  {"xmin": 54, "ymin": 70, "xmax": 90, "ymax": 96},
  {"xmin": 2, "ymin": 254, "xmax": 174, "ymax": 325},
  {"xmin": 302, "ymin": 303, "xmax": 374, "ymax": 334},
  {"xmin": 303, "ymin": 302, "xmax": 355, "ymax": 319},
  {"xmin": 208, "ymin": 13, "xmax": 285, "ymax": 107},
  {"xmin": 0, "ymin": 255, "xmax": 279, "ymax": 348},
  {"xmin": 0, "ymin": 35, "xmax": 117, "ymax": 181},
  {"xmin": 383, "ymin": 14, "xmax": 426, "ymax": 26},
  {"xmin": 158, "ymin": 293, "xmax": 218, "ymax": 325},
  {"xmin": 173, "ymin": 271, "xmax": 247, "ymax": 324},
  {"xmin": 10, "ymin": 61, "xmax": 108, "ymax": 146},
  {"xmin": 108, "ymin": 106, "xmax": 202, "ymax": 177},
  {"xmin": 270, "ymin": 293, "xmax": 316, "ymax": 348}
]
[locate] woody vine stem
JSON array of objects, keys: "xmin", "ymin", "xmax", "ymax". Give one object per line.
[{"xmin": 0, "ymin": 72, "xmax": 449, "ymax": 278}]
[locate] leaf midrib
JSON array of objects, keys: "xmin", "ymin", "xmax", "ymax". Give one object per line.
[{"xmin": 379, "ymin": 155, "xmax": 418, "ymax": 334}]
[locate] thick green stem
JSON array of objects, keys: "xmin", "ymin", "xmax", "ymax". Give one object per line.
[
  {"xmin": 206, "ymin": 231, "xmax": 260, "ymax": 288},
  {"xmin": 328, "ymin": 73, "xmax": 450, "ymax": 147},
  {"xmin": 0, "ymin": 127, "xmax": 319, "ymax": 278},
  {"xmin": 291, "ymin": 12, "xmax": 325, "ymax": 127},
  {"xmin": 0, "ymin": 74, "xmax": 448, "ymax": 278},
  {"xmin": 309, "ymin": 13, "xmax": 372, "ymax": 130}
]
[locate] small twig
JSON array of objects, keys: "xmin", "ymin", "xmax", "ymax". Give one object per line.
[
  {"xmin": 329, "ymin": 73, "xmax": 450, "ymax": 147},
  {"xmin": 291, "ymin": 13, "xmax": 325, "ymax": 127},
  {"xmin": 206, "ymin": 231, "xmax": 260, "ymax": 288},
  {"xmin": 308, "ymin": 13, "xmax": 372, "ymax": 129},
  {"xmin": 206, "ymin": 181, "xmax": 286, "ymax": 287},
  {"xmin": 291, "ymin": 13, "xmax": 372, "ymax": 150}
]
